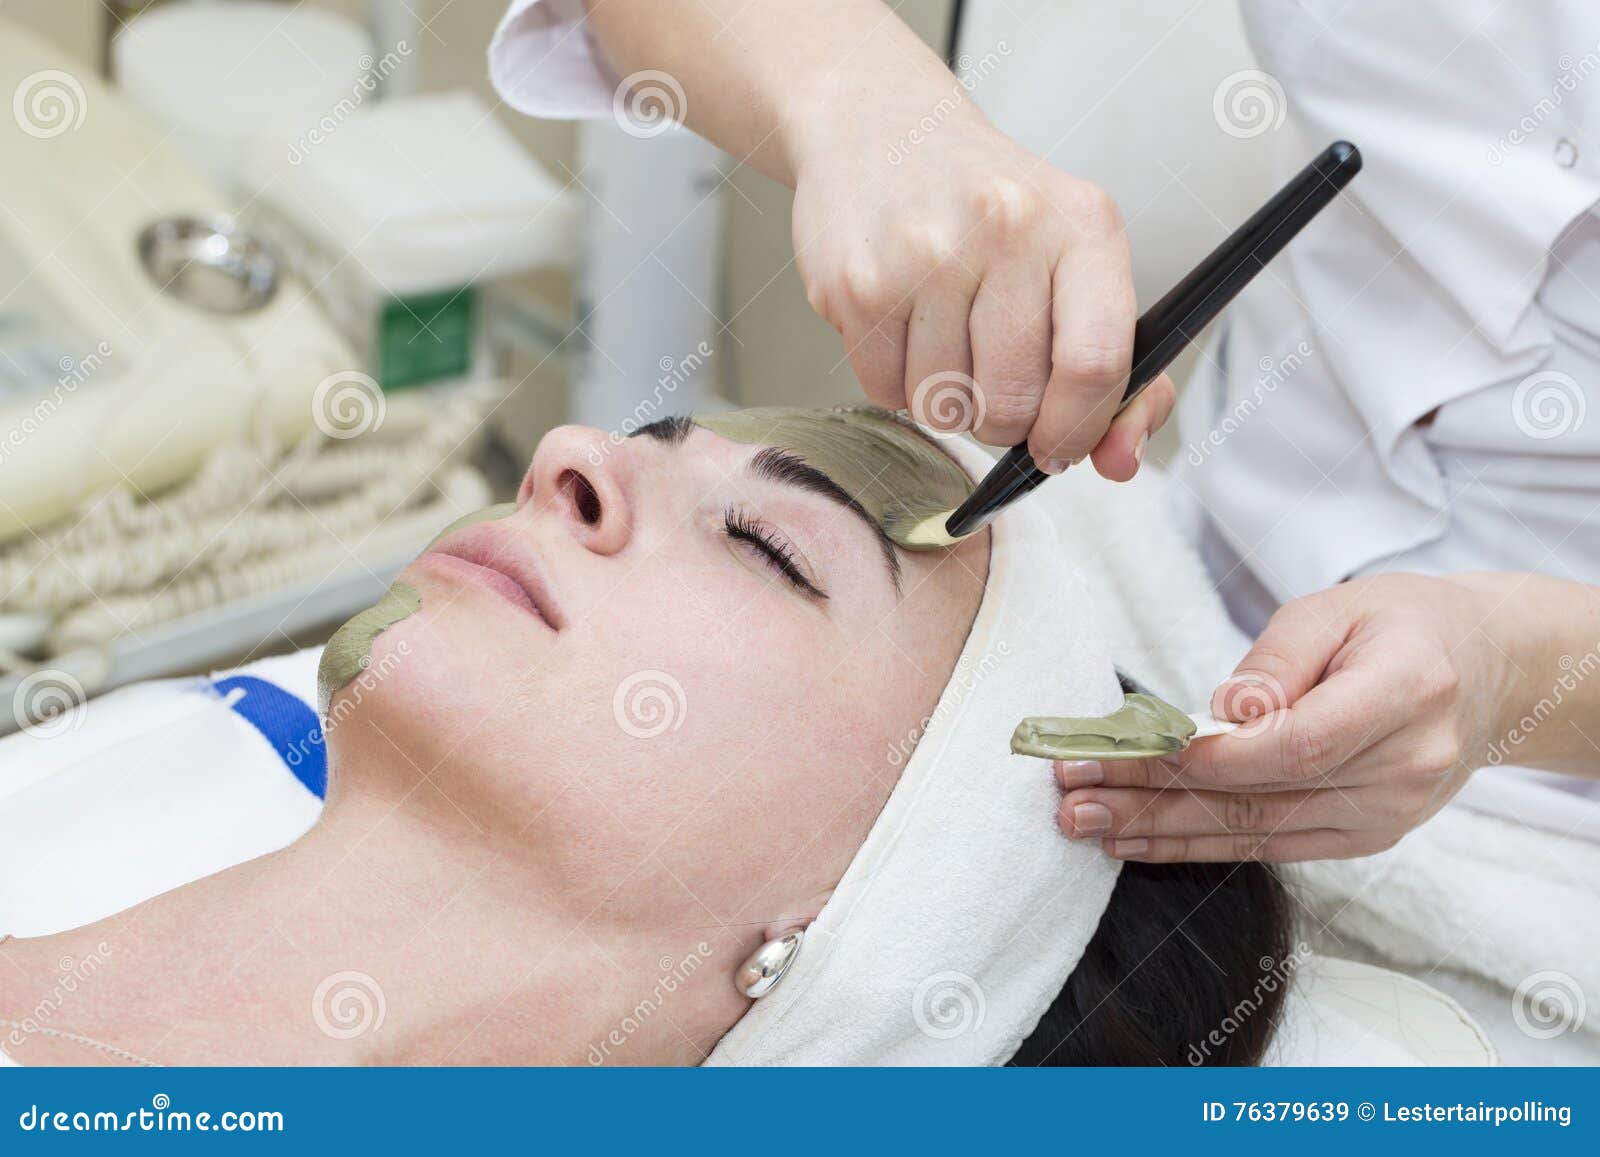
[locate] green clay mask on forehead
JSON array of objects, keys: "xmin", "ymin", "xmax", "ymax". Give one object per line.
[
  {"xmin": 316, "ymin": 503, "xmax": 519, "ymax": 713},
  {"xmin": 1011, "ymin": 693, "xmax": 1199, "ymax": 761},
  {"xmin": 693, "ymin": 408, "xmax": 974, "ymax": 551}
]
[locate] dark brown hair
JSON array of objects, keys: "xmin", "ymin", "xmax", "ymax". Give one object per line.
[{"xmin": 1010, "ymin": 860, "xmax": 1291, "ymax": 1066}]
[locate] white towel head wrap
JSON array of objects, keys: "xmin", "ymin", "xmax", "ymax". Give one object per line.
[{"xmin": 707, "ymin": 436, "xmax": 1125, "ymax": 1065}]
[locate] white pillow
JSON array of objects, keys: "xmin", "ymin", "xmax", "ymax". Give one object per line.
[
  {"xmin": 1269, "ymin": 955, "xmax": 1495, "ymax": 1065},
  {"xmin": 0, "ymin": 649, "xmax": 323, "ymax": 937}
]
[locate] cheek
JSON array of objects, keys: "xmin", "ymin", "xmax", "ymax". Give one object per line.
[
  {"xmin": 321, "ymin": 602, "xmax": 534, "ymax": 770},
  {"xmin": 591, "ymin": 558, "xmax": 829, "ymax": 758},
  {"xmin": 646, "ymin": 638, "xmax": 925, "ymax": 916},
  {"xmin": 554, "ymin": 555, "xmax": 866, "ymax": 823}
]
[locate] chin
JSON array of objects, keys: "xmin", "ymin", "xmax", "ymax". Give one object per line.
[{"xmin": 347, "ymin": 608, "xmax": 556, "ymax": 763}]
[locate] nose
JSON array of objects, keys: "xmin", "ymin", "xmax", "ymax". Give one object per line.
[{"xmin": 520, "ymin": 425, "xmax": 634, "ymax": 556}]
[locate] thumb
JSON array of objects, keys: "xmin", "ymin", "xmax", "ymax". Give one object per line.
[{"xmin": 1213, "ymin": 595, "xmax": 1349, "ymax": 723}]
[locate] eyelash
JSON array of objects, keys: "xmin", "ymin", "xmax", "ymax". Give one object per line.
[{"xmin": 722, "ymin": 507, "xmax": 827, "ymax": 600}]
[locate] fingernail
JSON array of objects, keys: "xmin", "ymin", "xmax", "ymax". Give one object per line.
[
  {"xmin": 1042, "ymin": 458, "xmax": 1069, "ymax": 475},
  {"xmin": 1055, "ymin": 760, "xmax": 1103, "ymax": 788},
  {"xmin": 1108, "ymin": 838, "xmax": 1149, "ymax": 858},
  {"xmin": 1134, "ymin": 430, "xmax": 1149, "ymax": 466},
  {"xmin": 1071, "ymin": 802, "xmax": 1113, "ymax": 837}
]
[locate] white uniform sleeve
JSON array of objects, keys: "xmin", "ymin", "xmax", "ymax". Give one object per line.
[{"xmin": 489, "ymin": 0, "xmax": 621, "ymax": 120}]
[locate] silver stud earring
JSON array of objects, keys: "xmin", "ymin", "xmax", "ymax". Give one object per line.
[{"xmin": 735, "ymin": 930, "xmax": 803, "ymax": 998}]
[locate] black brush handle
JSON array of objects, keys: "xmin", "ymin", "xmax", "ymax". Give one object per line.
[{"xmin": 944, "ymin": 140, "xmax": 1362, "ymax": 539}]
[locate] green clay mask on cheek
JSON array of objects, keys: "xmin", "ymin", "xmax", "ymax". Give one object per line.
[
  {"xmin": 1011, "ymin": 693, "xmax": 1199, "ymax": 761},
  {"xmin": 317, "ymin": 581, "xmax": 422, "ymax": 713},
  {"xmin": 316, "ymin": 503, "xmax": 519, "ymax": 712},
  {"xmin": 693, "ymin": 408, "xmax": 973, "ymax": 551}
]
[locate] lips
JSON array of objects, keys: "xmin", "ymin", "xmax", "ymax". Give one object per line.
[{"xmin": 416, "ymin": 525, "xmax": 563, "ymax": 630}]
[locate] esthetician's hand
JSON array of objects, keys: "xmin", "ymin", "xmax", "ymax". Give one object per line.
[
  {"xmin": 580, "ymin": 0, "xmax": 1173, "ymax": 478},
  {"xmin": 1053, "ymin": 573, "xmax": 1600, "ymax": 862},
  {"xmin": 790, "ymin": 99, "xmax": 1176, "ymax": 480}
]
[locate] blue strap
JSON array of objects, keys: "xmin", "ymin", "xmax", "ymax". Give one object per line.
[{"xmin": 211, "ymin": 675, "xmax": 327, "ymax": 800}]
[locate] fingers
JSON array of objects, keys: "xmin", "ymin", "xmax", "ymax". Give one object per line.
[
  {"xmin": 968, "ymin": 255, "xmax": 1053, "ymax": 445},
  {"xmin": 1075, "ymin": 750, "xmax": 1394, "ymax": 795},
  {"xmin": 1171, "ymin": 645, "xmax": 1418, "ymax": 790},
  {"xmin": 1088, "ymin": 374, "xmax": 1176, "ymax": 482},
  {"xmin": 1100, "ymin": 829, "xmax": 1376, "ymax": 864},
  {"xmin": 841, "ymin": 310, "xmax": 911, "ymax": 411},
  {"xmin": 903, "ymin": 275, "xmax": 980, "ymax": 435},
  {"xmin": 1027, "ymin": 230, "xmax": 1137, "ymax": 471},
  {"xmin": 1210, "ymin": 592, "xmax": 1352, "ymax": 723},
  {"xmin": 1054, "ymin": 765, "xmax": 1410, "ymax": 862},
  {"xmin": 1057, "ymin": 783, "xmax": 1363, "ymax": 841},
  {"xmin": 806, "ymin": 161, "xmax": 1140, "ymax": 470}
]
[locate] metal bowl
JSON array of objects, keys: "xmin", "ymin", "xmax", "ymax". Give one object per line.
[{"xmin": 137, "ymin": 216, "xmax": 279, "ymax": 314}]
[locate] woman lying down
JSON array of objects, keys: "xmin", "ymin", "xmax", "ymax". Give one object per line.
[{"xmin": 0, "ymin": 407, "xmax": 1295, "ymax": 1066}]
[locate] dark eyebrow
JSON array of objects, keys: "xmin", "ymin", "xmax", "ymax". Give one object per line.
[
  {"xmin": 631, "ymin": 416, "xmax": 903, "ymax": 591},
  {"xmin": 630, "ymin": 415, "xmax": 695, "ymax": 446},
  {"xmin": 747, "ymin": 447, "xmax": 903, "ymax": 591}
]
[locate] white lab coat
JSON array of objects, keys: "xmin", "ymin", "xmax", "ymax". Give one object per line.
[
  {"xmin": 1175, "ymin": 1, "xmax": 1600, "ymax": 640},
  {"xmin": 489, "ymin": 1, "xmax": 1600, "ymax": 798}
]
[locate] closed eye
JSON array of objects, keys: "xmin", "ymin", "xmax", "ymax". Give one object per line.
[{"xmin": 722, "ymin": 507, "xmax": 828, "ymax": 600}]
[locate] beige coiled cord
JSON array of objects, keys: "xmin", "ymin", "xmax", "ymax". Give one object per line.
[{"xmin": 0, "ymin": 385, "xmax": 498, "ymax": 668}]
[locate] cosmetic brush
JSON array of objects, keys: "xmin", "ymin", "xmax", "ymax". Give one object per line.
[{"xmin": 897, "ymin": 140, "xmax": 1362, "ymax": 549}]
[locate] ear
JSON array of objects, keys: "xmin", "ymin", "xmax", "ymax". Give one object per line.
[{"xmin": 761, "ymin": 888, "xmax": 834, "ymax": 940}]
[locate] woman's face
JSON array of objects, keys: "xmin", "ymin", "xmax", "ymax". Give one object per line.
[{"xmin": 327, "ymin": 419, "xmax": 988, "ymax": 929}]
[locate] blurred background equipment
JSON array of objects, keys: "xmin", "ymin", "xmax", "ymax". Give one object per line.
[{"xmin": 0, "ymin": 5, "xmax": 572, "ymax": 726}]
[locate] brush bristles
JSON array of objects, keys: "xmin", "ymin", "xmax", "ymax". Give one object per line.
[{"xmin": 890, "ymin": 508, "xmax": 962, "ymax": 550}]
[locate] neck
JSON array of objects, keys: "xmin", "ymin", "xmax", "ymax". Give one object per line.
[{"xmin": 0, "ymin": 736, "xmax": 739, "ymax": 1065}]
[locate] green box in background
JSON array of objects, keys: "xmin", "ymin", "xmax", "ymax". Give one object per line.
[{"xmin": 377, "ymin": 286, "xmax": 477, "ymax": 390}]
